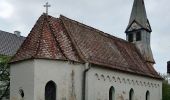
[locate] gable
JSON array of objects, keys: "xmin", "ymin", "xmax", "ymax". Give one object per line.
[
  {"xmin": 126, "ymin": 21, "xmax": 142, "ymax": 32},
  {"xmin": 126, "ymin": 20, "xmax": 151, "ymax": 33}
]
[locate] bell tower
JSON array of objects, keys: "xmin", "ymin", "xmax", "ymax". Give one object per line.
[{"xmin": 125, "ymin": 0, "xmax": 155, "ymax": 64}]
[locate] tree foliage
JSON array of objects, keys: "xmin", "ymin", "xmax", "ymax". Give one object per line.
[
  {"xmin": 0, "ymin": 55, "xmax": 10, "ymax": 100},
  {"xmin": 162, "ymin": 80, "xmax": 170, "ymax": 100},
  {"xmin": 160, "ymin": 73, "xmax": 170, "ymax": 100}
]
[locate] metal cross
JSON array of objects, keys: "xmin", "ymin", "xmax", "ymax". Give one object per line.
[{"xmin": 44, "ymin": 2, "xmax": 51, "ymax": 15}]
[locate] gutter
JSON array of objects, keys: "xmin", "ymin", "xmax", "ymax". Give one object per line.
[{"xmin": 82, "ymin": 62, "xmax": 91, "ymax": 100}]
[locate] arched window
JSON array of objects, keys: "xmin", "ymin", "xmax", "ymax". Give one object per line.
[
  {"xmin": 146, "ymin": 91, "xmax": 150, "ymax": 100},
  {"xmin": 129, "ymin": 88, "xmax": 134, "ymax": 100},
  {"xmin": 109, "ymin": 86, "xmax": 115, "ymax": 100},
  {"xmin": 19, "ymin": 89, "xmax": 24, "ymax": 98},
  {"xmin": 45, "ymin": 81, "xmax": 56, "ymax": 100}
]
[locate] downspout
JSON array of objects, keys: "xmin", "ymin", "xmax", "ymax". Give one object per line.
[{"xmin": 82, "ymin": 62, "xmax": 91, "ymax": 100}]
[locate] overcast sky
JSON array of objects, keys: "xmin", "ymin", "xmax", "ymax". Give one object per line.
[{"xmin": 0, "ymin": 0, "xmax": 169, "ymax": 74}]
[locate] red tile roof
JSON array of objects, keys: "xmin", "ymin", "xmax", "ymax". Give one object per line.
[{"xmin": 10, "ymin": 14, "xmax": 161, "ymax": 79}]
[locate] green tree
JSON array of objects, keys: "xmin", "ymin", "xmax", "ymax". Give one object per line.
[
  {"xmin": 162, "ymin": 78, "xmax": 170, "ymax": 100},
  {"xmin": 0, "ymin": 55, "xmax": 10, "ymax": 100}
]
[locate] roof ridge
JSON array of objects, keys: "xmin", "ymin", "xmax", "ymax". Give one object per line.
[
  {"xmin": 46, "ymin": 15, "xmax": 67, "ymax": 59},
  {"xmin": 33, "ymin": 15, "xmax": 46, "ymax": 57},
  {"xmin": 10, "ymin": 14, "xmax": 45, "ymax": 62},
  {"xmin": 59, "ymin": 15, "xmax": 130, "ymax": 44},
  {"xmin": 60, "ymin": 15, "xmax": 107, "ymax": 34},
  {"xmin": 0, "ymin": 30, "xmax": 25, "ymax": 38},
  {"xmin": 59, "ymin": 15, "xmax": 87, "ymax": 62}
]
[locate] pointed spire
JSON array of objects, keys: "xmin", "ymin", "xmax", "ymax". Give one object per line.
[{"xmin": 126, "ymin": 0, "xmax": 151, "ymax": 33}]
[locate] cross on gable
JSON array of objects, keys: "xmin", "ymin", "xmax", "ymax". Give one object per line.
[{"xmin": 44, "ymin": 2, "xmax": 51, "ymax": 15}]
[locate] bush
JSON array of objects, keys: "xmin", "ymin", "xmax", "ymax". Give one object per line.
[
  {"xmin": 162, "ymin": 78, "xmax": 170, "ymax": 100},
  {"xmin": 0, "ymin": 55, "xmax": 10, "ymax": 99}
]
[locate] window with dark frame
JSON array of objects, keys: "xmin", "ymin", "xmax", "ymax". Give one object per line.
[
  {"xmin": 136, "ymin": 31, "xmax": 141, "ymax": 41},
  {"xmin": 19, "ymin": 89, "xmax": 24, "ymax": 98},
  {"xmin": 128, "ymin": 34, "xmax": 133, "ymax": 42},
  {"xmin": 109, "ymin": 86, "xmax": 115, "ymax": 100},
  {"xmin": 146, "ymin": 91, "xmax": 150, "ymax": 100},
  {"xmin": 129, "ymin": 88, "xmax": 134, "ymax": 100},
  {"xmin": 45, "ymin": 81, "xmax": 56, "ymax": 100}
]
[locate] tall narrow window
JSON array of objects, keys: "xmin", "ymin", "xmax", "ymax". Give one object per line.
[
  {"xmin": 128, "ymin": 34, "xmax": 133, "ymax": 42},
  {"xmin": 136, "ymin": 31, "xmax": 141, "ymax": 41},
  {"xmin": 45, "ymin": 81, "xmax": 56, "ymax": 100},
  {"xmin": 109, "ymin": 86, "xmax": 115, "ymax": 100},
  {"xmin": 129, "ymin": 88, "xmax": 134, "ymax": 100},
  {"xmin": 146, "ymin": 91, "xmax": 150, "ymax": 100}
]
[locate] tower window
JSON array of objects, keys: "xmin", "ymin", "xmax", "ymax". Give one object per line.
[
  {"xmin": 128, "ymin": 34, "xmax": 133, "ymax": 42},
  {"xmin": 136, "ymin": 32, "xmax": 141, "ymax": 41}
]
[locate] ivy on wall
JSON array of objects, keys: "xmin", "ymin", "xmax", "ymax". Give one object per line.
[{"xmin": 0, "ymin": 55, "xmax": 11, "ymax": 99}]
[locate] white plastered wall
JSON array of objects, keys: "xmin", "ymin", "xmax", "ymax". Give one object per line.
[
  {"xmin": 10, "ymin": 60, "xmax": 35, "ymax": 100},
  {"xmin": 34, "ymin": 59, "xmax": 85, "ymax": 100},
  {"xmin": 10, "ymin": 59, "xmax": 162, "ymax": 100},
  {"xmin": 86, "ymin": 66, "xmax": 162, "ymax": 100}
]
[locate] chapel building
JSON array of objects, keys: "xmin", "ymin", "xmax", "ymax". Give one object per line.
[{"xmin": 10, "ymin": 0, "xmax": 162, "ymax": 100}]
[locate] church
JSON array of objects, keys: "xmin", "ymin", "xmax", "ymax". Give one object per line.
[{"xmin": 9, "ymin": 0, "xmax": 162, "ymax": 100}]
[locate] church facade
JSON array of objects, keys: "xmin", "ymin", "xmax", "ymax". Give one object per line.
[{"xmin": 10, "ymin": 0, "xmax": 162, "ymax": 100}]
